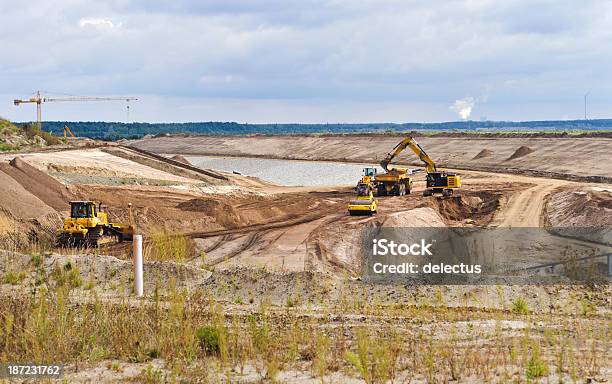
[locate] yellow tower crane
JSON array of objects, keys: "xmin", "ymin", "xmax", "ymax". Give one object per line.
[{"xmin": 13, "ymin": 91, "xmax": 138, "ymax": 129}]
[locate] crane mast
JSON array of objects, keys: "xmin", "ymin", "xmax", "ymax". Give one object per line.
[{"xmin": 13, "ymin": 90, "xmax": 138, "ymax": 129}]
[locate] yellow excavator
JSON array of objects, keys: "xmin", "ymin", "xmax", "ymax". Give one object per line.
[
  {"xmin": 348, "ymin": 181, "xmax": 378, "ymax": 216},
  {"xmin": 57, "ymin": 201, "xmax": 134, "ymax": 247},
  {"xmin": 381, "ymin": 137, "xmax": 461, "ymax": 197}
]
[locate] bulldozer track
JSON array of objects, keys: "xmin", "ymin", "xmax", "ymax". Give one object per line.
[
  {"xmin": 204, "ymin": 234, "xmax": 233, "ymax": 253},
  {"xmin": 208, "ymin": 231, "xmax": 266, "ymax": 266},
  {"xmin": 187, "ymin": 209, "xmax": 344, "ymax": 239}
]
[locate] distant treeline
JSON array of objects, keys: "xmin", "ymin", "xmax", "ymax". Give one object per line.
[{"xmin": 13, "ymin": 119, "xmax": 612, "ymax": 140}]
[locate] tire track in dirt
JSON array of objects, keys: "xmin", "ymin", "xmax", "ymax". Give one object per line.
[
  {"xmin": 204, "ymin": 234, "xmax": 233, "ymax": 254},
  {"xmin": 208, "ymin": 231, "xmax": 267, "ymax": 266},
  {"xmin": 187, "ymin": 209, "xmax": 344, "ymax": 239}
]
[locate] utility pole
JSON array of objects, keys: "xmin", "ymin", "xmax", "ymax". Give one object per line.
[{"xmin": 584, "ymin": 92, "xmax": 590, "ymax": 120}]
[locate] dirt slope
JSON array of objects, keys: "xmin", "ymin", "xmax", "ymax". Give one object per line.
[
  {"xmin": 546, "ymin": 186, "xmax": 612, "ymax": 227},
  {"xmin": 0, "ymin": 157, "xmax": 73, "ymax": 211},
  {"xmin": 12, "ymin": 149, "xmax": 200, "ymax": 185},
  {"xmin": 0, "ymin": 170, "xmax": 56, "ymax": 219}
]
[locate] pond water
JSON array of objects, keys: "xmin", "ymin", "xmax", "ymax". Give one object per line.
[{"xmin": 186, "ymin": 155, "xmax": 384, "ymax": 187}]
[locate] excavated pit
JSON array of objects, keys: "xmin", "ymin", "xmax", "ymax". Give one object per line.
[{"xmin": 431, "ymin": 190, "xmax": 501, "ymax": 225}]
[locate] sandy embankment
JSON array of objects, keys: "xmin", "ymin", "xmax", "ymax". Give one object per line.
[{"xmin": 130, "ymin": 135, "xmax": 612, "ymax": 182}]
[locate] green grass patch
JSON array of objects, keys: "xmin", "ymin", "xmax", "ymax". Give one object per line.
[
  {"xmin": 146, "ymin": 228, "xmax": 191, "ymax": 262},
  {"xmin": 3, "ymin": 271, "xmax": 26, "ymax": 285},
  {"xmin": 0, "ymin": 142, "xmax": 20, "ymax": 152}
]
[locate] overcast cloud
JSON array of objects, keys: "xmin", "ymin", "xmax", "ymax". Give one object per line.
[{"xmin": 1, "ymin": 0, "xmax": 611, "ymax": 123}]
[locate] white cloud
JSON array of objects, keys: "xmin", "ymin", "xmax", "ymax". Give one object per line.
[
  {"xmin": 450, "ymin": 97, "xmax": 475, "ymax": 120},
  {"xmin": 78, "ymin": 18, "xmax": 118, "ymax": 29}
]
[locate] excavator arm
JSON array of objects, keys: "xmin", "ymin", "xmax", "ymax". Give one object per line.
[
  {"xmin": 63, "ymin": 125, "xmax": 76, "ymax": 139},
  {"xmin": 380, "ymin": 137, "xmax": 437, "ymax": 173}
]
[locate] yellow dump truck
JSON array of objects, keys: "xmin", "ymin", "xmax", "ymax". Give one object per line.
[
  {"xmin": 375, "ymin": 168, "xmax": 413, "ymax": 196},
  {"xmin": 57, "ymin": 201, "xmax": 134, "ymax": 247},
  {"xmin": 348, "ymin": 182, "xmax": 378, "ymax": 216},
  {"xmin": 356, "ymin": 166, "xmax": 412, "ymax": 196}
]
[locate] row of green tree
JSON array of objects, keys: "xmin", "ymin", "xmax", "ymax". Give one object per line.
[{"xmin": 13, "ymin": 119, "xmax": 612, "ymax": 140}]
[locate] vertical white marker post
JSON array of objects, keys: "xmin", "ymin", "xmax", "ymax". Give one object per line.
[{"xmin": 134, "ymin": 234, "xmax": 143, "ymax": 297}]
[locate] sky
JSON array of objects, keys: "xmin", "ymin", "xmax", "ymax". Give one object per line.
[{"xmin": 1, "ymin": 0, "xmax": 611, "ymax": 123}]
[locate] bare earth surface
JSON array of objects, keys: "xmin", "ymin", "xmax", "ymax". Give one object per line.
[{"xmin": 0, "ymin": 136, "xmax": 610, "ymax": 383}]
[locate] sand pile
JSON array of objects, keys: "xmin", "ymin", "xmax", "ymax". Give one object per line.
[
  {"xmin": 384, "ymin": 207, "xmax": 446, "ymax": 227},
  {"xmin": 170, "ymin": 154, "xmax": 192, "ymax": 165},
  {"xmin": 506, "ymin": 146, "xmax": 534, "ymax": 161},
  {"xmin": 307, "ymin": 221, "xmax": 368, "ymax": 275},
  {"xmin": 472, "ymin": 149, "xmax": 494, "ymax": 160},
  {"xmin": 0, "ymin": 170, "xmax": 56, "ymax": 219},
  {"xmin": 0, "ymin": 157, "xmax": 73, "ymax": 211},
  {"xmin": 546, "ymin": 188, "xmax": 612, "ymax": 227},
  {"xmin": 177, "ymin": 199, "xmax": 242, "ymax": 228},
  {"xmin": 545, "ymin": 188, "xmax": 612, "ymax": 245}
]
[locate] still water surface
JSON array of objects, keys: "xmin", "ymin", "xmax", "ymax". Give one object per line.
[{"xmin": 186, "ymin": 155, "xmax": 384, "ymax": 186}]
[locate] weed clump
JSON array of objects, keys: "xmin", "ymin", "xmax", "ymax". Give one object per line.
[
  {"xmin": 526, "ymin": 342, "xmax": 548, "ymax": 378},
  {"xmin": 3, "ymin": 271, "xmax": 26, "ymax": 285},
  {"xmin": 196, "ymin": 325, "xmax": 220, "ymax": 355},
  {"xmin": 512, "ymin": 297, "xmax": 529, "ymax": 314}
]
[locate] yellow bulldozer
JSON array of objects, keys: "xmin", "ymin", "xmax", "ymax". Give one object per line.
[{"xmin": 57, "ymin": 201, "xmax": 134, "ymax": 247}]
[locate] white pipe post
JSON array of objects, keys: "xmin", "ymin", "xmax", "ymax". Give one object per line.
[{"xmin": 133, "ymin": 235, "xmax": 143, "ymax": 297}]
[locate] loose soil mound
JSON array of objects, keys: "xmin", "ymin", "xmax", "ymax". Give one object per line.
[
  {"xmin": 546, "ymin": 188, "xmax": 612, "ymax": 227},
  {"xmin": 384, "ymin": 207, "xmax": 446, "ymax": 227},
  {"xmin": 434, "ymin": 191, "xmax": 500, "ymax": 225},
  {"xmin": 506, "ymin": 146, "xmax": 534, "ymax": 161},
  {"xmin": 545, "ymin": 187, "xmax": 612, "ymax": 244},
  {"xmin": 177, "ymin": 199, "xmax": 242, "ymax": 229},
  {"xmin": 0, "ymin": 170, "xmax": 56, "ymax": 219},
  {"xmin": 0, "ymin": 157, "xmax": 73, "ymax": 211},
  {"xmin": 472, "ymin": 148, "xmax": 494, "ymax": 160},
  {"xmin": 171, "ymin": 155, "xmax": 192, "ymax": 165}
]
